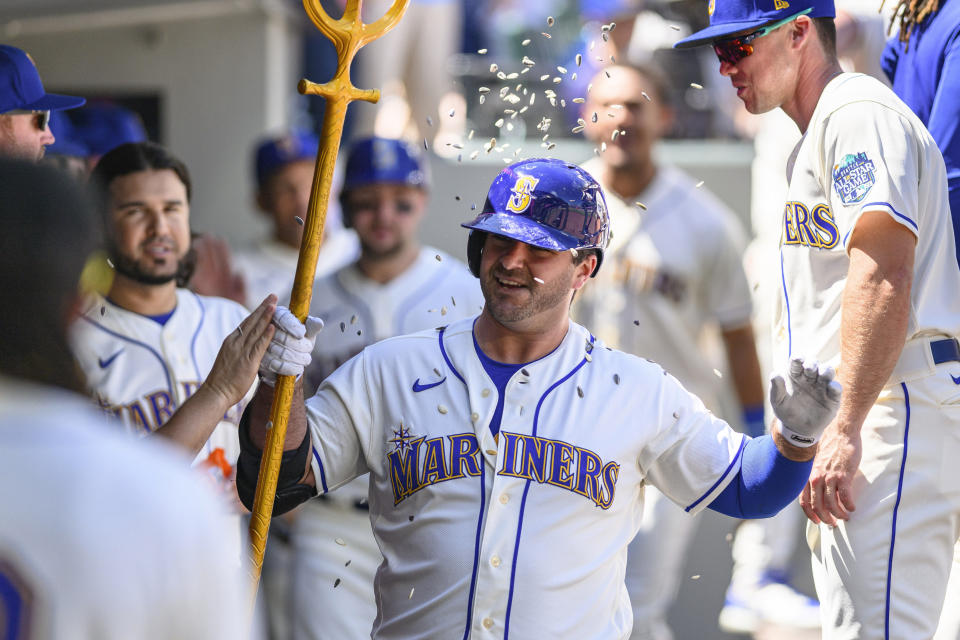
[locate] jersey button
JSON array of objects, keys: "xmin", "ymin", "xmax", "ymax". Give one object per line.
[
  {"xmin": 471, "ymin": 412, "xmax": 480, "ymax": 423},
  {"xmin": 481, "ymin": 388, "xmax": 491, "ymax": 398},
  {"xmin": 482, "ymin": 617, "xmax": 494, "ymax": 629},
  {"xmin": 490, "ymin": 555, "xmax": 501, "ymax": 568},
  {"xmin": 499, "ymin": 494, "xmax": 509, "ymax": 505}
]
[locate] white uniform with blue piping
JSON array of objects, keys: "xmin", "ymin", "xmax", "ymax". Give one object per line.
[
  {"xmin": 290, "ymin": 247, "xmax": 484, "ymax": 640},
  {"xmin": 0, "ymin": 380, "xmax": 248, "ymax": 640},
  {"xmin": 303, "ymin": 315, "xmax": 748, "ymax": 639},
  {"xmin": 776, "ymin": 72, "xmax": 960, "ymax": 639}
]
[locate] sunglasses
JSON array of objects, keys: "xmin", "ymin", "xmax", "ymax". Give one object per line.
[
  {"xmin": 2, "ymin": 109, "xmax": 51, "ymax": 131},
  {"xmin": 712, "ymin": 8, "xmax": 813, "ymax": 66}
]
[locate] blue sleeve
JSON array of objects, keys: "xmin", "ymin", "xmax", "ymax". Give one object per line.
[{"xmin": 707, "ymin": 434, "xmax": 812, "ymax": 519}]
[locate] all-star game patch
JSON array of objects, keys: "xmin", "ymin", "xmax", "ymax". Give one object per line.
[{"xmin": 832, "ymin": 152, "xmax": 878, "ymax": 205}]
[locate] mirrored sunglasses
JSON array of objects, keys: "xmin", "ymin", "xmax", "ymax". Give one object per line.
[{"xmin": 712, "ymin": 8, "xmax": 813, "ymax": 66}]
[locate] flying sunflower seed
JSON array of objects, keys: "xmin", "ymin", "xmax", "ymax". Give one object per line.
[
  {"xmin": 571, "ymin": 72, "xmax": 577, "ymax": 81},
  {"xmin": 409, "ymin": 587, "xmax": 415, "ymax": 599},
  {"xmin": 547, "ymin": 16, "xmax": 555, "ymax": 26},
  {"xmin": 611, "ymin": 130, "xmax": 620, "ymax": 141},
  {"xmin": 614, "ymin": 373, "xmax": 620, "ymax": 385},
  {"xmin": 495, "ymin": 118, "xmax": 504, "ymax": 128},
  {"xmin": 506, "ymin": 72, "xmax": 519, "ymax": 80},
  {"xmin": 635, "ymin": 201, "xmax": 647, "ymax": 210},
  {"xmin": 350, "ymin": 314, "xmax": 357, "ymax": 324},
  {"xmin": 334, "ymin": 578, "xmax": 341, "ymax": 588},
  {"xmin": 570, "ymin": 248, "xmax": 578, "ymax": 257},
  {"xmin": 339, "ymin": 322, "xmax": 346, "ymax": 333},
  {"xmin": 522, "ymin": 38, "xmax": 531, "ymax": 46},
  {"xmin": 470, "ymin": 150, "xmax": 480, "ymax": 160},
  {"xmin": 438, "ymin": 405, "xmax": 448, "ymax": 415},
  {"xmin": 468, "ymin": 129, "xmax": 475, "ymax": 139},
  {"xmin": 335, "ymin": 537, "xmax": 346, "ymax": 546},
  {"xmin": 426, "ymin": 116, "xmax": 433, "ymax": 126},
  {"xmin": 294, "ymin": 215, "xmax": 304, "ymax": 225},
  {"xmin": 546, "ymin": 143, "xmax": 556, "ymax": 150},
  {"xmin": 541, "ymin": 31, "xmax": 552, "ymax": 38},
  {"xmin": 571, "ymin": 125, "xmax": 584, "ymax": 133},
  {"xmin": 490, "ymin": 63, "xmax": 498, "ymax": 73},
  {"xmin": 576, "ymin": 53, "xmax": 582, "ymax": 67},
  {"xmin": 577, "ymin": 386, "xmax": 584, "ymax": 398},
  {"xmin": 479, "ymin": 95, "xmax": 486, "ymax": 105},
  {"xmin": 671, "ymin": 24, "xmax": 681, "ymax": 30},
  {"xmin": 533, "ymin": 276, "xmax": 545, "ymax": 283},
  {"xmin": 601, "ymin": 142, "xmax": 607, "ymax": 152},
  {"xmin": 522, "ymin": 56, "xmax": 535, "ymax": 67},
  {"xmin": 478, "ymin": 48, "xmax": 488, "ymax": 54},
  {"xmin": 641, "ymin": 91, "xmax": 651, "ymax": 102},
  {"xmin": 591, "ymin": 112, "xmax": 598, "ymax": 123},
  {"xmin": 557, "ymin": 65, "xmax": 567, "ymax": 74},
  {"xmin": 695, "ymin": 180, "xmax": 704, "ymax": 188},
  {"xmin": 690, "ymin": 83, "xmax": 703, "ymax": 89}
]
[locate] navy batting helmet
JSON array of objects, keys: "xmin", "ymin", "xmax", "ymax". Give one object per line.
[{"xmin": 461, "ymin": 158, "xmax": 610, "ymax": 278}]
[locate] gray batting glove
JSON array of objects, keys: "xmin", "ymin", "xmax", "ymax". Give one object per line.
[
  {"xmin": 258, "ymin": 306, "xmax": 324, "ymax": 386},
  {"xmin": 770, "ymin": 357, "xmax": 842, "ymax": 447}
]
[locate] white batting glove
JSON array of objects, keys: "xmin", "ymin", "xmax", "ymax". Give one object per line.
[
  {"xmin": 258, "ymin": 306, "xmax": 324, "ymax": 386},
  {"xmin": 770, "ymin": 357, "xmax": 842, "ymax": 447}
]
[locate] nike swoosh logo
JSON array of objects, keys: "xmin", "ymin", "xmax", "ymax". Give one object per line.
[
  {"xmin": 412, "ymin": 377, "xmax": 446, "ymax": 392},
  {"xmin": 951, "ymin": 374, "xmax": 960, "ymax": 385},
  {"xmin": 98, "ymin": 349, "xmax": 124, "ymax": 369}
]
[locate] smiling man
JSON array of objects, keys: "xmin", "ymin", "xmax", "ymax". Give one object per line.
[
  {"xmin": 235, "ymin": 158, "xmax": 845, "ymax": 639},
  {"xmin": 69, "ymin": 142, "xmax": 255, "ymax": 469},
  {"xmin": 675, "ymin": 1, "xmax": 960, "ymax": 637},
  {"xmin": 0, "ymin": 45, "xmax": 84, "ymax": 161}
]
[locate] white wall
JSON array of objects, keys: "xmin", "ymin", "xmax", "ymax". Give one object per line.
[{"xmin": 6, "ymin": 3, "xmax": 303, "ymax": 246}]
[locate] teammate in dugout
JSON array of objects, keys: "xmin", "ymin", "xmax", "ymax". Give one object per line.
[
  {"xmin": 674, "ymin": 0, "xmax": 960, "ymax": 636},
  {"xmin": 234, "ymin": 158, "xmax": 843, "ymax": 638},
  {"xmin": 289, "ymin": 136, "xmax": 484, "ymax": 640}
]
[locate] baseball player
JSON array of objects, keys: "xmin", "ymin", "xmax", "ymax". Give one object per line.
[
  {"xmin": 237, "ymin": 158, "xmax": 843, "ymax": 639},
  {"xmin": 676, "ymin": 0, "xmax": 960, "ymax": 636},
  {"xmin": 231, "ymin": 130, "xmax": 358, "ymax": 309},
  {"xmin": 289, "ymin": 136, "xmax": 484, "ymax": 640},
  {"xmin": 68, "ymin": 141, "xmax": 257, "ymax": 544},
  {"xmin": 0, "ymin": 157, "xmax": 248, "ymax": 640},
  {"xmin": 573, "ymin": 61, "xmax": 766, "ymax": 640},
  {"xmin": 0, "ymin": 44, "xmax": 84, "ymax": 161}
]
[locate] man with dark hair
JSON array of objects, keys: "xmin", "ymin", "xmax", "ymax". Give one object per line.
[
  {"xmin": 676, "ymin": 0, "xmax": 960, "ymax": 636},
  {"xmin": 0, "ymin": 157, "xmax": 248, "ymax": 639},
  {"xmin": 0, "ymin": 44, "xmax": 84, "ymax": 161},
  {"xmin": 235, "ymin": 157, "xmax": 843, "ymax": 638},
  {"xmin": 70, "ymin": 142, "xmax": 258, "ymax": 492}
]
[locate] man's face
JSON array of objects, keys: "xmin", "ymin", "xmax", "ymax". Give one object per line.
[
  {"xmin": 345, "ymin": 183, "xmax": 427, "ymax": 259},
  {"xmin": 717, "ymin": 22, "xmax": 797, "ymax": 114},
  {"xmin": 259, "ymin": 159, "xmax": 314, "ymax": 247},
  {"xmin": 582, "ymin": 67, "xmax": 672, "ymax": 171},
  {"xmin": 479, "ymin": 234, "xmax": 593, "ymax": 325},
  {"xmin": 0, "ymin": 112, "xmax": 55, "ymax": 161},
  {"xmin": 107, "ymin": 169, "xmax": 191, "ymax": 286}
]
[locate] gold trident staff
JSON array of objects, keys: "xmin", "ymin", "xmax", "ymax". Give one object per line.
[{"xmin": 248, "ymin": 0, "xmax": 409, "ymax": 598}]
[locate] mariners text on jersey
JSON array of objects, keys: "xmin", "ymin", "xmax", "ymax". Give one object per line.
[
  {"xmin": 781, "ymin": 201, "xmax": 839, "ymax": 249},
  {"xmin": 387, "ymin": 429, "xmax": 620, "ymax": 508}
]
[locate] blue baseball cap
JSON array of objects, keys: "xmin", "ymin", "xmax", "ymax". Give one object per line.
[
  {"xmin": 674, "ymin": 0, "xmax": 835, "ymax": 48},
  {"xmin": 72, "ymin": 103, "xmax": 148, "ymax": 156},
  {"xmin": 0, "ymin": 45, "xmax": 85, "ymax": 113},
  {"xmin": 254, "ymin": 130, "xmax": 319, "ymax": 189},
  {"xmin": 342, "ymin": 137, "xmax": 428, "ymax": 193},
  {"xmin": 46, "ymin": 110, "xmax": 90, "ymax": 158}
]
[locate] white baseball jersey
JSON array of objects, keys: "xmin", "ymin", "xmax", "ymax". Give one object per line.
[
  {"xmin": 775, "ymin": 72, "xmax": 960, "ymax": 368},
  {"xmin": 0, "ymin": 378, "xmax": 248, "ymax": 640},
  {"xmin": 777, "ymin": 72, "xmax": 960, "ymax": 639},
  {"xmin": 68, "ymin": 289, "xmax": 253, "ymax": 466},
  {"xmin": 303, "ymin": 315, "xmax": 746, "ymax": 639},
  {"xmin": 576, "ymin": 158, "xmax": 753, "ymax": 403},
  {"xmin": 233, "ymin": 233, "xmax": 358, "ymax": 310}
]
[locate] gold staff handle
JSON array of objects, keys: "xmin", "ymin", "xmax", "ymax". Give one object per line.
[{"xmin": 248, "ymin": 0, "xmax": 410, "ymax": 605}]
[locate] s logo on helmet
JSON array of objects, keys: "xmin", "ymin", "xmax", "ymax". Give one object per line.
[{"xmin": 505, "ymin": 175, "xmax": 540, "ymax": 213}]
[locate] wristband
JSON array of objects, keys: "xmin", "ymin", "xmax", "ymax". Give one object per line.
[{"xmin": 777, "ymin": 421, "xmax": 820, "ymax": 448}]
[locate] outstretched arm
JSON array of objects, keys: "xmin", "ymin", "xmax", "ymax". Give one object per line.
[{"xmin": 153, "ymin": 295, "xmax": 276, "ymax": 457}]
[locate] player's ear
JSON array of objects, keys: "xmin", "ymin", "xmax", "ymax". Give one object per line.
[{"xmin": 571, "ymin": 252, "xmax": 598, "ymax": 290}]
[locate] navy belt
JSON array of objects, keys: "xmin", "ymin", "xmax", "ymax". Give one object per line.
[{"xmin": 931, "ymin": 337, "xmax": 960, "ymax": 364}]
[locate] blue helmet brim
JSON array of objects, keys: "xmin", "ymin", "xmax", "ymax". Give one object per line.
[{"xmin": 461, "ymin": 212, "xmax": 580, "ymax": 252}]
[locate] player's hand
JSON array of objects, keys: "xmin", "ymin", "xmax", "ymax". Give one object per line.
[
  {"xmin": 259, "ymin": 305, "xmax": 324, "ymax": 385},
  {"xmin": 800, "ymin": 425, "xmax": 861, "ymax": 526},
  {"xmin": 204, "ymin": 295, "xmax": 277, "ymax": 405},
  {"xmin": 770, "ymin": 357, "xmax": 842, "ymax": 447}
]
